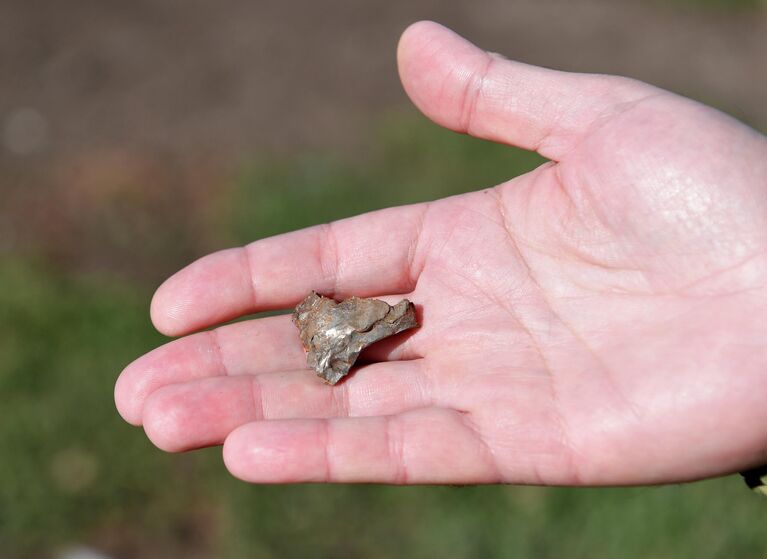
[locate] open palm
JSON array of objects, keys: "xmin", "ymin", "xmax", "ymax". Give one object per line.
[{"xmin": 116, "ymin": 22, "xmax": 767, "ymax": 485}]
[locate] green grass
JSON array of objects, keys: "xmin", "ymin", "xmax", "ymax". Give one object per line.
[
  {"xmin": 2, "ymin": 116, "xmax": 766, "ymax": 558},
  {"xmin": 0, "ymin": 258, "xmax": 210, "ymax": 553}
]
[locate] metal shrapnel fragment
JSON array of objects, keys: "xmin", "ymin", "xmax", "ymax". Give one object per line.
[{"xmin": 293, "ymin": 292, "xmax": 418, "ymax": 385}]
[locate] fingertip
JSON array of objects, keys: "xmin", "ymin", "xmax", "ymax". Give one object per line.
[
  {"xmin": 115, "ymin": 336, "xmax": 208, "ymax": 428},
  {"xmin": 142, "ymin": 386, "xmax": 188, "ymax": 453},
  {"xmin": 222, "ymin": 423, "xmax": 253, "ymax": 481},
  {"xmin": 397, "ymin": 20, "xmax": 447, "ymax": 56},
  {"xmin": 397, "ymin": 20, "xmax": 487, "ymax": 135},
  {"xmin": 150, "ymin": 273, "xmax": 187, "ymax": 337},
  {"xmin": 114, "ymin": 357, "xmax": 149, "ymax": 426},
  {"xmin": 397, "ymin": 21, "xmax": 434, "ymax": 99},
  {"xmin": 151, "ymin": 247, "xmax": 258, "ymax": 336},
  {"xmin": 114, "ymin": 377, "xmax": 139, "ymax": 426},
  {"xmin": 149, "ymin": 251, "xmax": 224, "ymax": 337},
  {"xmin": 397, "ymin": 20, "xmax": 449, "ymax": 83},
  {"xmin": 223, "ymin": 421, "xmax": 324, "ymax": 484}
]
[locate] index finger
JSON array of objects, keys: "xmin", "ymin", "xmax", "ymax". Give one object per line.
[{"xmin": 151, "ymin": 203, "xmax": 428, "ymax": 336}]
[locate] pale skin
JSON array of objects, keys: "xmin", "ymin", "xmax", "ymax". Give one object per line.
[{"xmin": 115, "ymin": 21, "xmax": 767, "ymax": 485}]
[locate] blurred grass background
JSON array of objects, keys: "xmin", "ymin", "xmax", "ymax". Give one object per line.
[{"xmin": 1, "ymin": 0, "xmax": 766, "ymax": 557}]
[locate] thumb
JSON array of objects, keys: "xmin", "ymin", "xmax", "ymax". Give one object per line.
[{"xmin": 397, "ymin": 21, "xmax": 655, "ymax": 160}]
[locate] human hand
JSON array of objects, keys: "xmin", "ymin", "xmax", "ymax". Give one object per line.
[{"xmin": 115, "ymin": 21, "xmax": 767, "ymax": 485}]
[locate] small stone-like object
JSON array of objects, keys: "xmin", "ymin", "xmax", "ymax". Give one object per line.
[{"xmin": 293, "ymin": 292, "xmax": 418, "ymax": 385}]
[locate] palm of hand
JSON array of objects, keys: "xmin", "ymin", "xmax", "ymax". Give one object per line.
[{"xmin": 116, "ymin": 22, "xmax": 767, "ymax": 485}]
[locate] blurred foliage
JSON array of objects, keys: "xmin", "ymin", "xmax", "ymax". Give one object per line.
[{"xmin": 2, "ymin": 116, "xmax": 767, "ymax": 558}]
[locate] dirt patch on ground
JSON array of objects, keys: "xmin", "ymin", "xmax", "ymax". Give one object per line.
[{"xmin": 1, "ymin": 0, "xmax": 764, "ymax": 156}]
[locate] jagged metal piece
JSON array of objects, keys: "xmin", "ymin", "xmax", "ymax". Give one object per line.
[{"xmin": 293, "ymin": 292, "xmax": 418, "ymax": 385}]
